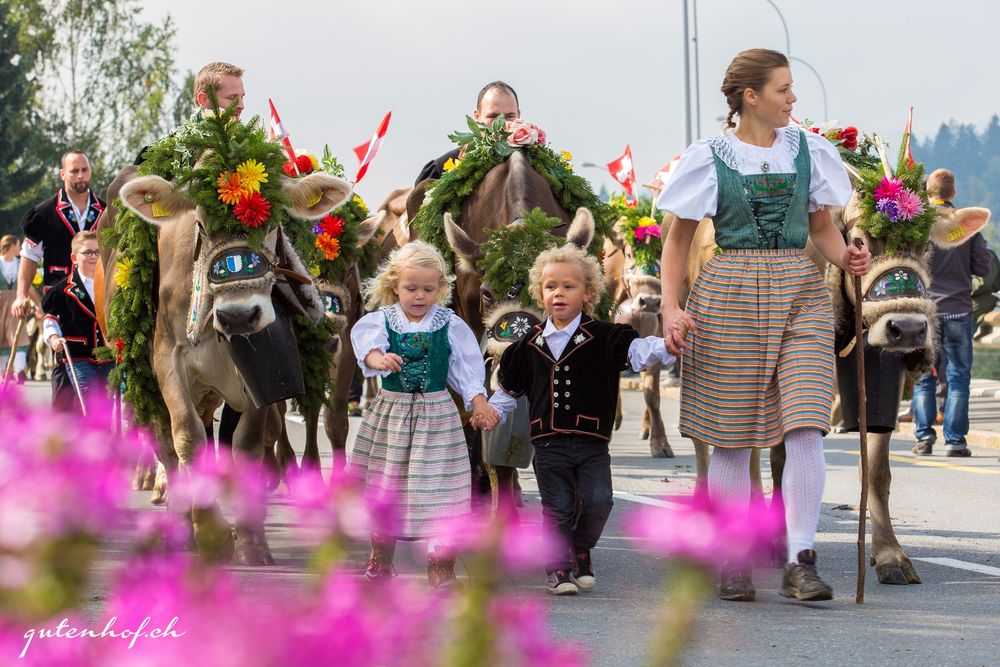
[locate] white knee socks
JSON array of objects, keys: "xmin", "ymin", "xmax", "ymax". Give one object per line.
[
  {"xmin": 782, "ymin": 428, "xmax": 826, "ymax": 563},
  {"xmin": 707, "ymin": 446, "xmax": 752, "ymax": 509}
]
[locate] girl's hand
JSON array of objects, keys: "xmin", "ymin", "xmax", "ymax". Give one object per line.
[
  {"xmin": 471, "ymin": 395, "xmax": 500, "ymax": 432},
  {"xmin": 842, "ymin": 244, "xmax": 872, "ymax": 277},
  {"xmin": 365, "ymin": 349, "xmax": 403, "ymax": 372},
  {"xmin": 661, "ymin": 305, "xmax": 696, "ymax": 356}
]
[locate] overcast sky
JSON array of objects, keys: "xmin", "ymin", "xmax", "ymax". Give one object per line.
[{"xmin": 138, "ymin": 0, "xmax": 999, "ymax": 207}]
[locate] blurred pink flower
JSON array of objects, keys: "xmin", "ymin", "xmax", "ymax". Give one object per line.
[
  {"xmin": 287, "ymin": 467, "xmax": 400, "ymax": 544},
  {"xmin": 626, "ymin": 494, "xmax": 784, "ymax": 570},
  {"xmin": 169, "ymin": 449, "xmax": 269, "ymax": 525},
  {"xmin": 490, "ymin": 597, "xmax": 587, "ymax": 666},
  {"xmin": 427, "ymin": 510, "xmax": 562, "ymax": 573}
]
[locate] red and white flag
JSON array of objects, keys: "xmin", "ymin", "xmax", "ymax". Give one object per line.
[
  {"xmin": 607, "ymin": 145, "xmax": 637, "ymax": 200},
  {"xmin": 267, "ymin": 99, "xmax": 297, "ymax": 164},
  {"xmin": 903, "ymin": 106, "xmax": 915, "ymax": 168},
  {"xmin": 353, "ymin": 111, "xmax": 392, "ymax": 184},
  {"xmin": 653, "ymin": 155, "xmax": 682, "ymax": 187}
]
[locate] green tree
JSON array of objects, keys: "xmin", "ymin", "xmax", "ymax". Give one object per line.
[
  {"xmin": 19, "ymin": 0, "xmax": 182, "ymax": 188},
  {"xmin": 0, "ymin": 0, "xmax": 57, "ymax": 235}
]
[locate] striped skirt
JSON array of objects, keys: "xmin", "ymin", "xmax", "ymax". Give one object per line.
[
  {"xmin": 348, "ymin": 389, "xmax": 469, "ymax": 538},
  {"xmin": 680, "ymin": 249, "xmax": 834, "ymax": 449}
]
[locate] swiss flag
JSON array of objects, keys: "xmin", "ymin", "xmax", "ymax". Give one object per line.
[
  {"xmin": 653, "ymin": 155, "xmax": 682, "ymax": 187},
  {"xmin": 607, "ymin": 145, "xmax": 637, "ymax": 200}
]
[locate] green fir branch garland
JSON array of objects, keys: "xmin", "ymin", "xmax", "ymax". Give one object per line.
[
  {"xmin": 477, "ymin": 208, "xmax": 564, "ymax": 308},
  {"xmin": 411, "ymin": 116, "xmax": 614, "ymax": 266}
]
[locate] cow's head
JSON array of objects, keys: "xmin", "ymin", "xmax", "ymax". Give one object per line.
[
  {"xmin": 446, "ymin": 207, "xmax": 595, "ymax": 359},
  {"xmin": 835, "ymin": 196, "xmax": 991, "ymax": 372},
  {"xmin": 611, "ymin": 217, "xmax": 663, "ymax": 324},
  {"xmin": 120, "ymin": 171, "xmax": 351, "ymax": 338}
]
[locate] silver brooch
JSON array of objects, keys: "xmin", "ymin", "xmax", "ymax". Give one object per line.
[{"xmin": 760, "ymin": 161, "xmax": 770, "ymax": 173}]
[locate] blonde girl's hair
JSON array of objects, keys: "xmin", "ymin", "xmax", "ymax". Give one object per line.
[
  {"xmin": 363, "ymin": 240, "xmax": 456, "ymax": 309},
  {"xmin": 1, "ymin": 235, "xmax": 19, "ymax": 255},
  {"xmin": 527, "ymin": 244, "xmax": 604, "ymax": 316},
  {"xmin": 721, "ymin": 48, "xmax": 789, "ymax": 129}
]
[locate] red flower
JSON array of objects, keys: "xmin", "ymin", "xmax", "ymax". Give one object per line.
[
  {"xmin": 319, "ymin": 215, "xmax": 345, "ymax": 237},
  {"xmin": 282, "ymin": 154, "xmax": 314, "ymax": 177},
  {"xmin": 809, "ymin": 127, "xmax": 821, "ymax": 134},
  {"xmin": 840, "ymin": 126, "xmax": 859, "ymax": 152},
  {"xmin": 234, "ymin": 191, "xmax": 271, "ymax": 228},
  {"xmin": 115, "ymin": 337, "xmax": 125, "ymax": 363}
]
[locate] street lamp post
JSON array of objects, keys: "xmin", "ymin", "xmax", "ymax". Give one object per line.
[{"xmin": 790, "ymin": 56, "xmax": 830, "ymax": 122}]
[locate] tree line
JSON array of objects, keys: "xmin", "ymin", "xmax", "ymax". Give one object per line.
[
  {"xmin": 0, "ymin": 0, "xmax": 187, "ymax": 236},
  {"xmin": 912, "ymin": 115, "xmax": 1000, "ymax": 247}
]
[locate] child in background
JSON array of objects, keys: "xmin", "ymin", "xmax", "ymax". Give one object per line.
[
  {"xmin": 349, "ymin": 240, "xmax": 499, "ymax": 588},
  {"xmin": 484, "ymin": 244, "xmax": 673, "ymax": 595}
]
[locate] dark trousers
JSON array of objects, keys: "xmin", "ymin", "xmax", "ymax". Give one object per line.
[
  {"xmin": 532, "ymin": 436, "xmax": 613, "ymax": 572},
  {"xmin": 51, "ymin": 360, "xmax": 113, "ymax": 413}
]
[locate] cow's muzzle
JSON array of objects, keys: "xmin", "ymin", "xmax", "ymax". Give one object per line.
[
  {"xmin": 215, "ymin": 303, "xmax": 265, "ymax": 335},
  {"xmin": 886, "ymin": 318, "xmax": 928, "ymax": 348}
]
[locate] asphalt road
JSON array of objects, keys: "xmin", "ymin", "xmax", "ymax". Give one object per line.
[{"xmin": 16, "ymin": 381, "xmax": 1000, "ymax": 666}]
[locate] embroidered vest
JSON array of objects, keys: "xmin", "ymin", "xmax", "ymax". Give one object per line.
[
  {"xmin": 380, "ymin": 307, "xmax": 451, "ymax": 393},
  {"xmin": 709, "ymin": 130, "xmax": 812, "ymax": 250}
]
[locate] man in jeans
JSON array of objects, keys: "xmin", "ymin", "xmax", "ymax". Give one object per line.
[{"xmin": 912, "ymin": 169, "xmax": 992, "ymax": 457}]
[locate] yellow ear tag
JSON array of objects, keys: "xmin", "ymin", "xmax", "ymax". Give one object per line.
[
  {"xmin": 151, "ymin": 201, "xmax": 171, "ymax": 218},
  {"xmin": 949, "ymin": 227, "xmax": 965, "ymax": 242},
  {"xmin": 307, "ymin": 191, "xmax": 323, "ymax": 208}
]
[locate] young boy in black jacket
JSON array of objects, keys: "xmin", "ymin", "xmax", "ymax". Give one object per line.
[{"xmin": 482, "ymin": 244, "xmax": 673, "ymax": 595}]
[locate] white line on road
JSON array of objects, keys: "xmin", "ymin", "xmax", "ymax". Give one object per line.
[
  {"xmin": 911, "ymin": 557, "xmax": 1000, "ymax": 577},
  {"xmin": 613, "ymin": 491, "xmax": 682, "ymax": 509}
]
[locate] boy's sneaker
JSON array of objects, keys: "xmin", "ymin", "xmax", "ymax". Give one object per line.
[
  {"xmin": 545, "ymin": 570, "xmax": 579, "ymax": 596},
  {"xmin": 780, "ymin": 549, "xmax": 833, "ymax": 601},
  {"xmin": 571, "ymin": 551, "xmax": 596, "ymax": 590}
]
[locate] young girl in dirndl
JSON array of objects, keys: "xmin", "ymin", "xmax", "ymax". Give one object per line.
[
  {"xmin": 658, "ymin": 48, "xmax": 872, "ymax": 602},
  {"xmin": 349, "ymin": 240, "xmax": 499, "ymax": 588}
]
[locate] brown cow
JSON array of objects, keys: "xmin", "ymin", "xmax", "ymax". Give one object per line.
[{"xmin": 111, "ymin": 170, "xmax": 350, "ymax": 565}]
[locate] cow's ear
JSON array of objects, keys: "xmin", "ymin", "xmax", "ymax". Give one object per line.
[
  {"xmin": 120, "ymin": 175, "xmax": 195, "ymax": 226},
  {"xmin": 283, "ymin": 172, "xmax": 352, "ymax": 220},
  {"xmin": 929, "ymin": 206, "xmax": 991, "ymax": 248},
  {"xmin": 444, "ymin": 212, "xmax": 482, "ymax": 274},
  {"xmin": 357, "ymin": 210, "xmax": 383, "ymax": 246},
  {"xmin": 566, "ymin": 208, "xmax": 595, "ymax": 249}
]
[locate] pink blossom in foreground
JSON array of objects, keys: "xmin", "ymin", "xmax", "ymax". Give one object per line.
[
  {"xmin": 427, "ymin": 508, "xmax": 562, "ymax": 573},
  {"xmin": 287, "ymin": 467, "xmax": 400, "ymax": 544},
  {"xmin": 169, "ymin": 448, "xmax": 269, "ymax": 525},
  {"xmin": 490, "ymin": 597, "xmax": 587, "ymax": 666},
  {"xmin": 626, "ymin": 494, "xmax": 784, "ymax": 570}
]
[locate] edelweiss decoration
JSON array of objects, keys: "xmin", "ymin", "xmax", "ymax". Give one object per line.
[
  {"xmin": 867, "ymin": 268, "xmax": 927, "ymax": 301},
  {"xmin": 572, "ymin": 333, "xmax": 586, "ymax": 345}
]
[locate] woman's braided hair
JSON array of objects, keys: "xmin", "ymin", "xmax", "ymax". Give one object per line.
[{"xmin": 721, "ymin": 48, "xmax": 789, "ymax": 129}]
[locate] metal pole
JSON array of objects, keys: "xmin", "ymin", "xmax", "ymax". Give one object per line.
[
  {"xmin": 682, "ymin": 0, "xmax": 692, "ymax": 146},
  {"xmin": 763, "ymin": 0, "xmax": 791, "ymax": 55},
  {"xmin": 692, "ymin": 0, "xmax": 701, "ymax": 138},
  {"xmin": 790, "ymin": 56, "xmax": 830, "ymax": 121}
]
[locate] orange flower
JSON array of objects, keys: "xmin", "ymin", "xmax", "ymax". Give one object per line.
[
  {"xmin": 315, "ymin": 233, "xmax": 341, "ymax": 261},
  {"xmin": 217, "ymin": 172, "xmax": 245, "ymax": 205}
]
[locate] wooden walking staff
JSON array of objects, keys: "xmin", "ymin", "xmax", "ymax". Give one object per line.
[
  {"xmin": 2, "ymin": 309, "xmax": 32, "ymax": 389},
  {"xmin": 853, "ymin": 236, "xmax": 869, "ymax": 604}
]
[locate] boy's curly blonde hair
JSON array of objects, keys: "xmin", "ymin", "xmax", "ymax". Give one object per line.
[
  {"xmin": 527, "ymin": 244, "xmax": 604, "ymax": 316},
  {"xmin": 363, "ymin": 240, "xmax": 456, "ymax": 309}
]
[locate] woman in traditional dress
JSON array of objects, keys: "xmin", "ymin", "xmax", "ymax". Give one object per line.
[
  {"xmin": 349, "ymin": 240, "xmax": 499, "ymax": 588},
  {"xmin": 658, "ymin": 49, "xmax": 871, "ymax": 602},
  {"xmin": 0, "ymin": 235, "xmax": 38, "ymax": 383}
]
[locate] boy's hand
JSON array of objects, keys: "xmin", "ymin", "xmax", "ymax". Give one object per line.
[
  {"xmin": 471, "ymin": 395, "xmax": 500, "ymax": 432},
  {"xmin": 364, "ymin": 349, "xmax": 403, "ymax": 372}
]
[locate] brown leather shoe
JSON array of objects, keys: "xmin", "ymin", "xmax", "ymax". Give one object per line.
[
  {"xmin": 780, "ymin": 549, "xmax": 833, "ymax": 601},
  {"xmin": 911, "ymin": 439, "xmax": 934, "ymax": 456},
  {"xmin": 363, "ymin": 537, "xmax": 396, "ymax": 581},
  {"xmin": 718, "ymin": 567, "xmax": 756, "ymax": 601},
  {"xmin": 427, "ymin": 556, "xmax": 458, "ymax": 589}
]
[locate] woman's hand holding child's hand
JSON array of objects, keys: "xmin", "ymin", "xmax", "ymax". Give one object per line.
[{"xmin": 365, "ymin": 350, "xmax": 403, "ymax": 372}]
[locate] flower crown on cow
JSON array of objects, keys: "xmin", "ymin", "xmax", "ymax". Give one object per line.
[
  {"xmin": 138, "ymin": 93, "xmax": 291, "ymax": 247},
  {"xmin": 609, "ymin": 194, "xmax": 663, "ymax": 278},
  {"xmin": 410, "ymin": 115, "xmax": 614, "ymax": 270}
]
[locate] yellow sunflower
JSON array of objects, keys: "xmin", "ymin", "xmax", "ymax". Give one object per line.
[{"xmin": 114, "ymin": 257, "xmax": 133, "ymax": 288}]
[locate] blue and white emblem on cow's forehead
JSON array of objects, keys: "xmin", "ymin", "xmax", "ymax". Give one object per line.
[
  {"xmin": 866, "ymin": 268, "xmax": 927, "ymax": 301},
  {"xmin": 209, "ymin": 248, "xmax": 271, "ymax": 284}
]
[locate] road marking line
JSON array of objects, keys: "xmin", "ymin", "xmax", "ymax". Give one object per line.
[
  {"xmin": 613, "ymin": 491, "xmax": 682, "ymax": 509},
  {"xmin": 829, "ymin": 449, "xmax": 1000, "ymax": 475},
  {"xmin": 911, "ymin": 557, "xmax": 1000, "ymax": 577}
]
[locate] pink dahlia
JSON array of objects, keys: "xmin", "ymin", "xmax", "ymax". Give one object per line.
[
  {"xmin": 895, "ymin": 189, "xmax": 925, "ymax": 220},
  {"xmin": 874, "ymin": 176, "xmax": 904, "ymax": 202}
]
